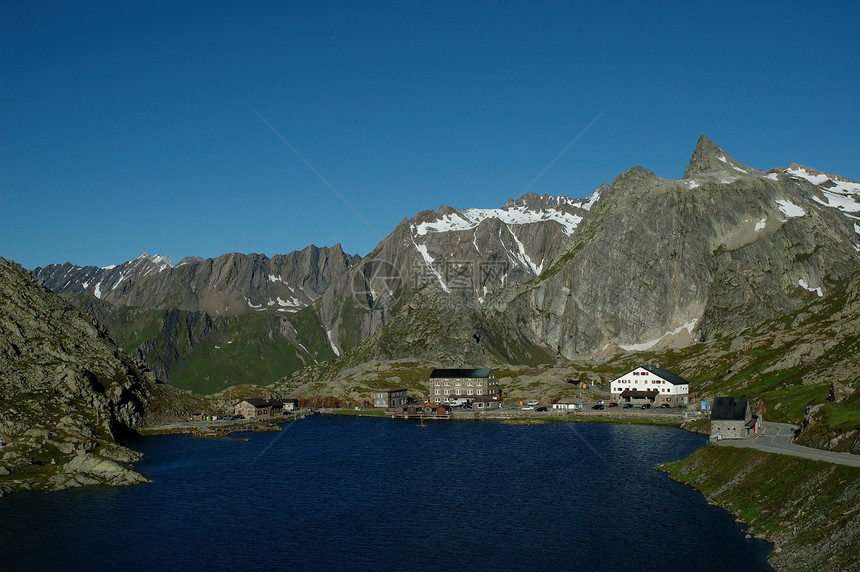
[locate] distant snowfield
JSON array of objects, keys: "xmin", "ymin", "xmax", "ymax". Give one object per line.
[{"xmin": 411, "ymin": 194, "xmax": 591, "ymax": 238}]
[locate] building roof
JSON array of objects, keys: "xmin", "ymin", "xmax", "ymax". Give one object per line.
[
  {"xmin": 711, "ymin": 396, "xmax": 750, "ymax": 420},
  {"xmin": 236, "ymin": 398, "xmax": 281, "ymax": 408},
  {"xmin": 640, "ymin": 365, "xmax": 690, "ymax": 386},
  {"xmin": 429, "ymin": 368, "xmax": 492, "ymax": 379}
]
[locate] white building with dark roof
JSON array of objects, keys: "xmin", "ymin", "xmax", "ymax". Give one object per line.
[{"xmin": 610, "ymin": 365, "xmax": 690, "ymax": 406}]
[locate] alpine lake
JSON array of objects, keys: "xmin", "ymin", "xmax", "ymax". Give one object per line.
[{"xmin": 0, "ymin": 415, "xmax": 774, "ymax": 571}]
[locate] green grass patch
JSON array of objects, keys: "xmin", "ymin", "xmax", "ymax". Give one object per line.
[
  {"xmin": 662, "ymin": 446, "xmax": 860, "ymax": 570},
  {"xmin": 759, "ymin": 383, "xmax": 829, "ymax": 423}
]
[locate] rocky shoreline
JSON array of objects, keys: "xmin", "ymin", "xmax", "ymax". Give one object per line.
[{"xmin": 662, "ymin": 446, "xmax": 860, "ymax": 571}]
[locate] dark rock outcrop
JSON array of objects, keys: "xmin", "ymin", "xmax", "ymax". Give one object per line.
[{"xmin": 0, "ymin": 257, "xmax": 188, "ymax": 496}]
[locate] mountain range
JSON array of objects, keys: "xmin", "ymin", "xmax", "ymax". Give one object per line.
[{"xmin": 28, "ymin": 136, "xmax": 860, "ymax": 410}]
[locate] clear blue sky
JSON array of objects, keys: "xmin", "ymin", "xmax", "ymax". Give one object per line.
[{"xmin": 2, "ymin": 1, "xmax": 859, "ymax": 269}]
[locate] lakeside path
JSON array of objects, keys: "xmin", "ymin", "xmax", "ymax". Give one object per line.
[{"xmin": 716, "ymin": 421, "xmax": 860, "ymax": 467}]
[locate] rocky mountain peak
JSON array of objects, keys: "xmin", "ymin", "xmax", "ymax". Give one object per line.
[
  {"xmin": 682, "ymin": 135, "xmax": 753, "ymax": 179},
  {"xmin": 137, "ymin": 252, "xmax": 174, "ymax": 270}
]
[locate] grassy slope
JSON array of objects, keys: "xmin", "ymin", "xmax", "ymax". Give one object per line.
[{"xmin": 662, "ymin": 446, "xmax": 860, "ymax": 571}]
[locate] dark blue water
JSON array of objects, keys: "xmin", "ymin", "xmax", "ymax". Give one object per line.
[{"xmin": 0, "ymin": 416, "xmax": 773, "ymax": 571}]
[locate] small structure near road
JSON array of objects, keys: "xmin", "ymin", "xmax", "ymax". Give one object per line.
[
  {"xmin": 552, "ymin": 397, "xmax": 580, "ymax": 411},
  {"xmin": 470, "ymin": 394, "xmax": 502, "ymax": 409},
  {"xmin": 710, "ymin": 396, "xmax": 759, "ymax": 439}
]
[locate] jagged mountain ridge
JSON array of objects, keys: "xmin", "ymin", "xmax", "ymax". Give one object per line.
[
  {"xmin": 34, "ymin": 244, "xmax": 360, "ymax": 317},
  {"xmin": 32, "ymin": 245, "xmax": 359, "ymax": 392},
  {"xmin": 484, "ymin": 135, "xmax": 860, "ymax": 358},
  {"xmin": 314, "ymin": 190, "xmax": 602, "ymax": 353},
  {"xmin": 29, "ymin": 135, "xmax": 860, "ymax": 393},
  {"xmin": 282, "ymin": 136, "xmax": 860, "ymax": 378}
]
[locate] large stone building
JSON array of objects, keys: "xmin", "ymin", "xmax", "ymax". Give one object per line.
[
  {"xmin": 610, "ymin": 365, "xmax": 690, "ymax": 407},
  {"xmin": 428, "ymin": 368, "xmax": 500, "ymax": 406}
]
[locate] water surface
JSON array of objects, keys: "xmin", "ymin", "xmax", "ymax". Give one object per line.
[{"xmin": 0, "ymin": 416, "xmax": 773, "ymax": 571}]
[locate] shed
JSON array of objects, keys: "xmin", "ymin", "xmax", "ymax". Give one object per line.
[{"xmin": 710, "ymin": 396, "xmax": 751, "ymax": 439}]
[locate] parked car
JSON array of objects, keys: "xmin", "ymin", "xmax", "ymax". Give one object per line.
[
  {"xmin": 641, "ymin": 403, "xmax": 652, "ymax": 409},
  {"xmin": 660, "ymin": 403, "xmax": 670, "ymax": 408},
  {"xmin": 608, "ymin": 402, "xmax": 618, "ymax": 407},
  {"xmin": 527, "ymin": 399, "xmax": 539, "ymax": 407},
  {"xmin": 521, "ymin": 406, "xmax": 535, "ymax": 411},
  {"xmin": 622, "ymin": 404, "xmax": 632, "ymax": 410},
  {"xmin": 591, "ymin": 404, "xmax": 604, "ymax": 410},
  {"xmin": 536, "ymin": 406, "xmax": 548, "ymax": 412}
]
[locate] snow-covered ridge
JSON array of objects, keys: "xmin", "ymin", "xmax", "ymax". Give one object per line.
[
  {"xmin": 137, "ymin": 252, "xmax": 175, "ymax": 271},
  {"xmin": 411, "ymin": 193, "xmax": 594, "ymax": 237},
  {"xmin": 786, "ymin": 166, "xmax": 860, "ymax": 214}
]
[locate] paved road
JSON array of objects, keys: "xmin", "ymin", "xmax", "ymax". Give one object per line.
[{"xmin": 716, "ymin": 421, "xmax": 860, "ymax": 467}]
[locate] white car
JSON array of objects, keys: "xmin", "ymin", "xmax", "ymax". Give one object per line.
[
  {"xmin": 521, "ymin": 406, "xmax": 535, "ymax": 411},
  {"xmin": 527, "ymin": 399, "xmax": 539, "ymax": 407}
]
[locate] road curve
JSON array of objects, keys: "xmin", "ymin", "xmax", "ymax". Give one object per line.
[{"xmin": 716, "ymin": 421, "xmax": 860, "ymax": 467}]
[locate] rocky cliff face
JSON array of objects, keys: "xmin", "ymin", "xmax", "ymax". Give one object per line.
[
  {"xmin": 0, "ymin": 257, "xmax": 189, "ymax": 496},
  {"xmin": 34, "ymin": 244, "xmax": 360, "ymax": 317},
  {"xmin": 271, "ymin": 136, "xmax": 860, "ymax": 406},
  {"xmin": 314, "ymin": 191, "xmax": 599, "ymax": 353},
  {"xmin": 486, "ymin": 136, "xmax": 860, "ymax": 358},
  {"xmin": 33, "ymin": 246, "xmax": 359, "ymax": 391}
]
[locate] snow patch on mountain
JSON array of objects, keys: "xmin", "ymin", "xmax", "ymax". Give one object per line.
[
  {"xmin": 798, "ymin": 278, "xmax": 823, "ymax": 297},
  {"xmin": 581, "ymin": 187, "xmax": 603, "ymax": 211},
  {"xmin": 619, "ymin": 319, "xmax": 699, "ymax": 352},
  {"xmin": 776, "ymin": 200, "xmax": 805, "ymax": 219},
  {"xmin": 326, "ymin": 331, "xmax": 340, "ymax": 356},
  {"xmin": 412, "ymin": 241, "xmax": 449, "ymax": 293},
  {"xmin": 412, "ymin": 199, "xmax": 585, "ymax": 237},
  {"xmin": 503, "ymin": 225, "xmax": 543, "ymax": 275},
  {"xmin": 787, "ymin": 165, "xmax": 860, "ymax": 214},
  {"xmin": 137, "ymin": 253, "xmax": 174, "ymax": 271}
]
